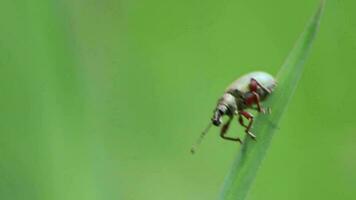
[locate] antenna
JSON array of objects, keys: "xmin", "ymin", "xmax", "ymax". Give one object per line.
[{"xmin": 190, "ymin": 123, "xmax": 212, "ymax": 154}]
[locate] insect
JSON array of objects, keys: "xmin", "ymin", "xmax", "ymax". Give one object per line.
[{"xmin": 191, "ymin": 71, "xmax": 276, "ymax": 154}]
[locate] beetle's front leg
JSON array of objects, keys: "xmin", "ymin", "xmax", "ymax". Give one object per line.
[
  {"xmin": 238, "ymin": 114, "xmax": 247, "ymax": 128},
  {"xmin": 220, "ymin": 116, "xmax": 243, "ymax": 144},
  {"xmin": 239, "ymin": 111, "xmax": 256, "ymax": 140}
]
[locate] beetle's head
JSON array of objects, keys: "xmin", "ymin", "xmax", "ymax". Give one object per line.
[
  {"xmin": 211, "ymin": 104, "xmax": 227, "ymax": 126},
  {"xmin": 211, "ymin": 93, "xmax": 237, "ymax": 127},
  {"xmin": 191, "ymin": 93, "xmax": 237, "ymax": 154}
]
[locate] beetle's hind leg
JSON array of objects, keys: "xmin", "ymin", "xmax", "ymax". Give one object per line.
[
  {"xmin": 250, "ymin": 78, "xmax": 272, "ymax": 94},
  {"xmin": 220, "ymin": 116, "xmax": 243, "ymax": 144},
  {"xmin": 249, "ymin": 78, "xmax": 271, "ymax": 114},
  {"xmin": 238, "ymin": 111, "xmax": 256, "ymax": 140}
]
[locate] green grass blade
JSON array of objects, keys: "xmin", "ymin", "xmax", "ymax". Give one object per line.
[{"xmin": 218, "ymin": 1, "xmax": 325, "ymax": 200}]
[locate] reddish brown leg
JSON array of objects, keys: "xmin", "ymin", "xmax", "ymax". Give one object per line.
[
  {"xmin": 248, "ymin": 78, "xmax": 266, "ymax": 113},
  {"xmin": 251, "ymin": 78, "xmax": 271, "ymax": 94},
  {"xmin": 251, "ymin": 78, "xmax": 273, "ymax": 113},
  {"xmin": 239, "ymin": 111, "xmax": 256, "ymax": 140},
  {"xmin": 252, "ymin": 106, "xmax": 272, "ymax": 114},
  {"xmin": 252, "ymin": 91, "xmax": 265, "ymax": 113},
  {"xmin": 238, "ymin": 114, "xmax": 247, "ymax": 128},
  {"xmin": 220, "ymin": 116, "xmax": 243, "ymax": 144}
]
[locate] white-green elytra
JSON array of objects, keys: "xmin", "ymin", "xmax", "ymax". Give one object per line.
[{"xmin": 227, "ymin": 71, "xmax": 276, "ymax": 93}]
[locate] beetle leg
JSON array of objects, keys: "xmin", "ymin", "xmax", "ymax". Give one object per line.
[
  {"xmin": 239, "ymin": 111, "xmax": 256, "ymax": 140},
  {"xmin": 251, "ymin": 91, "xmax": 265, "ymax": 113},
  {"xmin": 250, "ymin": 78, "xmax": 271, "ymax": 94},
  {"xmin": 238, "ymin": 114, "xmax": 247, "ymax": 128},
  {"xmin": 220, "ymin": 116, "xmax": 243, "ymax": 144},
  {"xmin": 252, "ymin": 105, "xmax": 272, "ymax": 114}
]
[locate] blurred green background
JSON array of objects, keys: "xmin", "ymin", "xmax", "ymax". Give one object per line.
[{"xmin": 1, "ymin": 0, "xmax": 355, "ymax": 199}]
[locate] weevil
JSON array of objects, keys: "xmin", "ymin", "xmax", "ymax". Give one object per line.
[{"xmin": 191, "ymin": 71, "xmax": 276, "ymax": 154}]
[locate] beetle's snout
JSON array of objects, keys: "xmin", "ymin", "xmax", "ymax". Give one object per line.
[
  {"xmin": 212, "ymin": 106, "xmax": 226, "ymax": 126},
  {"xmin": 212, "ymin": 114, "xmax": 222, "ymax": 126}
]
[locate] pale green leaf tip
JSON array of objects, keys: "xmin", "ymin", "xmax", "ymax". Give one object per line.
[{"xmin": 218, "ymin": 1, "xmax": 325, "ymax": 200}]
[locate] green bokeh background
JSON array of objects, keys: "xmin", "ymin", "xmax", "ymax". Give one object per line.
[{"xmin": 1, "ymin": 0, "xmax": 355, "ymax": 199}]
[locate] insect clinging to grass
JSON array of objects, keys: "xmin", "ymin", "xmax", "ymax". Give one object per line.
[{"xmin": 191, "ymin": 71, "xmax": 277, "ymax": 154}]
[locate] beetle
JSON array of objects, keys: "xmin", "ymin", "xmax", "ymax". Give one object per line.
[{"xmin": 191, "ymin": 71, "xmax": 276, "ymax": 153}]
